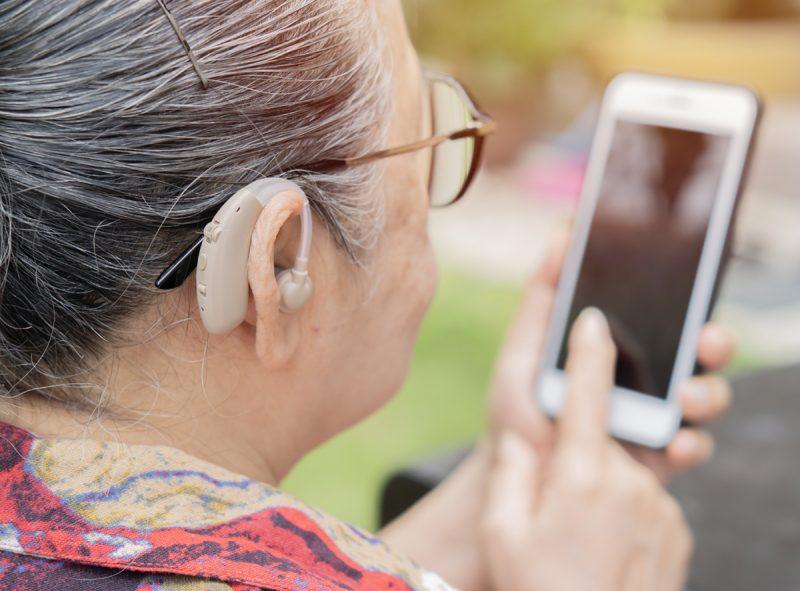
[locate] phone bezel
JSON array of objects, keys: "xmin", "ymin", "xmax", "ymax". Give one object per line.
[{"xmin": 536, "ymin": 72, "xmax": 760, "ymax": 449}]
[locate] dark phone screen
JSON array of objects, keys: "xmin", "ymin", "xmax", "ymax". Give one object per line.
[{"xmin": 557, "ymin": 121, "xmax": 731, "ymax": 397}]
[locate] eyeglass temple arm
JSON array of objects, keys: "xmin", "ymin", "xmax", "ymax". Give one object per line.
[
  {"xmin": 155, "ymin": 90, "xmax": 497, "ymax": 290},
  {"xmin": 312, "ymin": 119, "xmax": 497, "ymax": 171}
]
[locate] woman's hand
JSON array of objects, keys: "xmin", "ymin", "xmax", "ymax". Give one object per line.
[
  {"xmin": 483, "ymin": 309, "xmax": 692, "ymax": 591},
  {"xmin": 488, "ymin": 230, "xmax": 735, "ymax": 482},
  {"xmin": 382, "ymin": 231, "xmax": 731, "ymax": 590}
]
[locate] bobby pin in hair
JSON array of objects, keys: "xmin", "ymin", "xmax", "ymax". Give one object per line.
[{"xmin": 155, "ymin": 0, "xmax": 209, "ymax": 89}]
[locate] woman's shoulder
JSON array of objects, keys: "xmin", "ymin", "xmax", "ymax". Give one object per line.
[{"xmin": 0, "ymin": 422, "xmax": 456, "ymax": 591}]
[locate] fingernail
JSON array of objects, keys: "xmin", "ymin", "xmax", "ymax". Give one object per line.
[
  {"xmin": 577, "ymin": 307, "xmax": 609, "ymax": 339},
  {"xmin": 672, "ymin": 430, "xmax": 714, "ymax": 463},
  {"xmin": 671, "ymin": 431, "xmax": 699, "ymax": 457}
]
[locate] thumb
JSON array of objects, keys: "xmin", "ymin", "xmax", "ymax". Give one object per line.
[{"xmin": 484, "ymin": 432, "xmax": 541, "ymax": 538}]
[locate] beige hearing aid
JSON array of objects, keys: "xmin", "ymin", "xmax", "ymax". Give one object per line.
[{"xmin": 196, "ymin": 179, "xmax": 313, "ymax": 334}]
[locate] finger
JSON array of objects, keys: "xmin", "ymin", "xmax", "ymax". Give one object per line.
[
  {"xmin": 498, "ymin": 228, "xmax": 571, "ymax": 358},
  {"xmin": 489, "ymin": 281, "xmax": 556, "ymax": 446},
  {"xmin": 495, "ymin": 279, "xmax": 555, "ymax": 374},
  {"xmin": 533, "ymin": 225, "xmax": 571, "ymax": 289},
  {"xmin": 665, "ymin": 429, "xmax": 715, "ymax": 472},
  {"xmin": 697, "ymin": 323, "xmax": 737, "ymax": 371},
  {"xmin": 484, "ymin": 432, "xmax": 540, "ymax": 537},
  {"xmin": 678, "ymin": 375, "xmax": 732, "ymax": 424},
  {"xmin": 488, "ymin": 231, "xmax": 571, "ymax": 446},
  {"xmin": 558, "ymin": 307, "xmax": 617, "ymax": 456}
]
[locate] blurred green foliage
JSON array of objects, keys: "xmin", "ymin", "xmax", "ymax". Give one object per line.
[
  {"xmin": 407, "ymin": 0, "xmax": 664, "ymax": 74},
  {"xmin": 409, "ymin": 0, "xmax": 590, "ymax": 71}
]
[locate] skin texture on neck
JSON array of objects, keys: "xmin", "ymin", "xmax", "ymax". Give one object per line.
[
  {"xmin": 4, "ymin": 305, "xmax": 290, "ymax": 485},
  {"xmin": 2, "ymin": 0, "xmax": 435, "ymax": 488}
]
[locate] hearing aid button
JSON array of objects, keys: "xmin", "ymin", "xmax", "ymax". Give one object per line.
[
  {"xmin": 197, "ymin": 283, "xmax": 208, "ymax": 297},
  {"xmin": 204, "ymin": 222, "xmax": 223, "ymax": 243},
  {"xmin": 198, "ymin": 254, "xmax": 208, "ymax": 271}
]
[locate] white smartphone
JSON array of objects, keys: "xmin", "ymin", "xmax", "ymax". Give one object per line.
[{"xmin": 536, "ymin": 72, "xmax": 761, "ymax": 448}]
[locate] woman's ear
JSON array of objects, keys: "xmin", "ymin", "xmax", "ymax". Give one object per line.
[{"xmin": 243, "ymin": 190, "xmax": 307, "ymax": 369}]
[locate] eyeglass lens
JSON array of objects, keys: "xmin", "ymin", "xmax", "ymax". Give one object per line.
[{"xmin": 428, "ymin": 78, "xmax": 477, "ymax": 207}]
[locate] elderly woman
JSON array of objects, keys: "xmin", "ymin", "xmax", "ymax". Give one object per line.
[{"xmin": 0, "ymin": 1, "xmax": 734, "ymax": 590}]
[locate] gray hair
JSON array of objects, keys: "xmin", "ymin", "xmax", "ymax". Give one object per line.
[{"xmin": 0, "ymin": 0, "xmax": 391, "ymax": 408}]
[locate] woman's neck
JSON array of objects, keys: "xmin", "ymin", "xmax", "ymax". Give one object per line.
[
  {"xmin": 0, "ymin": 324, "xmax": 311, "ymax": 486},
  {"xmin": 4, "ymin": 401, "xmax": 284, "ymax": 485}
]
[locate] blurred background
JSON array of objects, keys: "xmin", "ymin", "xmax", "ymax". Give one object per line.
[{"xmin": 284, "ymin": 1, "xmax": 800, "ymax": 588}]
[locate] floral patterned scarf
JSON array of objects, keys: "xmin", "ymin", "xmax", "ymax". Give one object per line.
[{"xmin": 0, "ymin": 421, "xmax": 455, "ymax": 591}]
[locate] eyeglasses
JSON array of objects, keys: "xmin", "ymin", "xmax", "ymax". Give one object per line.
[
  {"xmin": 156, "ymin": 72, "xmax": 496, "ymax": 289},
  {"xmin": 307, "ymin": 72, "xmax": 496, "ymax": 207}
]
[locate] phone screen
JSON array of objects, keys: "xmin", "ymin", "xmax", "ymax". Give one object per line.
[{"xmin": 557, "ymin": 121, "xmax": 732, "ymax": 397}]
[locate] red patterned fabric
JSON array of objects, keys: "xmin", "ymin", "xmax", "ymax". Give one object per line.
[{"xmin": 0, "ymin": 421, "xmax": 455, "ymax": 591}]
